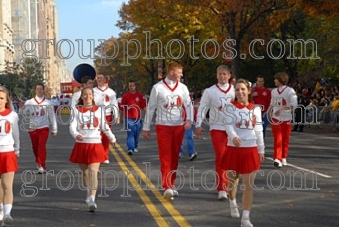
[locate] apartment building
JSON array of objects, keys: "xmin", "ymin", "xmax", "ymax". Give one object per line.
[
  {"xmin": 0, "ymin": 0, "xmax": 67, "ymax": 95},
  {"xmin": 0, "ymin": 0, "xmax": 15, "ymax": 71}
]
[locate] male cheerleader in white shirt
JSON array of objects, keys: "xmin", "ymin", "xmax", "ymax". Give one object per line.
[
  {"xmin": 93, "ymin": 73, "xmax": 120, "ymax": 164},
  {"xmin": 269, "ymin": 72, "xmax": 297, "ymax": 168},
  {"xmin": 142, "ymin": 62, "xmax": 193, "ymax": 200},
  {"xmin": 22, "ymin": 84, "xmax": 57, "ymax": 173},
  {"xmin": 195, "ymin": 65, "xmax": 235, "ymax": 201}
]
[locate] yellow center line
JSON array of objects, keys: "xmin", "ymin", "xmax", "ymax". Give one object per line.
[
  {"xmin": 110, "ymin": 145, "xmax": 169, "ymax": 227},
  {"xmin": 112, "ymin": 143, "xmax": 192, "ymax": 227}
]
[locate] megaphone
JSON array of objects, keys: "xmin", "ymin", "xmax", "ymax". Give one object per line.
[{"xmin": 73, "ymin": 63, "xmax": 96, "ymax": 84}]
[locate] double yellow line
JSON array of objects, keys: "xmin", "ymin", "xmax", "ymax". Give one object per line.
[{"xmin": 110, "ymin": 143, "xmax": 191, "ymax": 227}]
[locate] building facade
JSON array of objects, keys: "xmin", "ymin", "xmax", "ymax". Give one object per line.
[
  {"xmin": 0, "ymin": 0, "xmax": 66, "ymax": 95},
  {"xmin": 0, "ymin": 0, "xmax": 15, "ymax": 71}
]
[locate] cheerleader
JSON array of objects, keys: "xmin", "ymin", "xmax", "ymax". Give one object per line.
[
  {"xmin": 93, "ymin": 73, "xmax": 120, "ymax": 164},
  {"xmin": 269, "ymin": 72, "xmax": 297, "ymax": 168},
  {"xmin": 223, "ymin": 79, "xmax": 265, "ymax": 227},
  {"xmin": 0, "ymin": 86, "xmax": 20, "ymax": 226},
  {"xmin": 23, "ymin": 83, "xmax": 57, "ymax": 173},
  {"xmin": 142, "ymin": 62, "xmax": 193, "ymax": 200},
  {"xmin": 195, "ymin": 65, "xmax": 235, "ymax": 200},
  {"xmin": 69, "ymin": 87, "xmax": 116, "ymax": 212}
]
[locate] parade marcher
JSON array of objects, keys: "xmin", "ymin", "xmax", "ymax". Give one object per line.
[
  {"xmin": 0, "ymin": 86, "xmax": 20, "ymax": 226},
  {"xmin": 251, "ymin": 75, "xmax": 271, "ymax": 138},
  {"xmin": 223, "ymin": 79, "xmax": 265, "ymax": 227},
  {"xmin": 93, "ymin": 73, "xmax": 120, "ymax": 164},
  {"xmin": 268, "ymin": 72, "xmax": 297, "ymax": 167},
  {"xmin": 69, "ymin": 87, "xmax": 116, "ymax": 212},
  {"xmin": 120, "ymin": 80, "xmax": 146, "ymax": 155},
  {"xmin": 142, "ymin": 62, "xmax": 193, "ymax": 200},
  {"xmin": 195, "ymin": 65, "xmax": 235, "ymax": 200},
  {"xmin": 22, "ymin": 84, "xmax": 57, "ymax": 173}
]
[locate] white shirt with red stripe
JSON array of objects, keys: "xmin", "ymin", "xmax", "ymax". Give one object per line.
[
  {"xmin": 69, "ymin": 105, "xmax": 116, "ymax": 144},
  {"xmin": 225, "ymin": 101, "xmax": 265, "ymax": 154},
  {"xmin": 0, "ymin": 109, "xmax": 20, "ymax": 154},
  {"xmin": 93, "ymin": 86, "xmax": 119, "ymax": 118},
  {"xmin": 270, "ymin": 86, "xmax": 298, "ymax": 121},
  {"xmin": 196, "ymin": 83, "xmax": 235, "ymax": 130},
  {"xmin": 23, "ymin": 96, "xmax": 58, "ymax": 133},
  {"xmin": 143, "ymin": 77, "xmax": 193, "ymax": 131}
]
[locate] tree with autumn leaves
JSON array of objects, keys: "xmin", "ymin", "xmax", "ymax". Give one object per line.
[{"xmin": 94, "ymin": 0, "xmax": 339, "ymax": 93}]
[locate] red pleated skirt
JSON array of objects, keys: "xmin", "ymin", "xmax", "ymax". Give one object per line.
[
  {"xmin": 223, "ymin": 146, "xmax": 260, "ymax": 174},
  {"xmin": 69, "ymin": 143, "xmax": 106, "ymax": 165},
  {"xmin": 0, "ymin": 151, "xmax": 18, "ymax": 174}
]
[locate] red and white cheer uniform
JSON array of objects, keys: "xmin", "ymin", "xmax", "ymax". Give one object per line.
[
  {"xmin": 69, "ymin": 105, "xmax": 116, "ymax": 164},
  {"xmin": 0, "ymin": 109, "xmax": 20, "ymax": 174},
  {"xmin": 196, "ymin": 83, "xmax": 234, "ymax": 192},
  {"xmin": 270, "ymin": 86, "xmax": 297, "ymax": 163},
  {"xmin": 143, "ymin": 78, "xmax": 193, "ymax": 190},
  {"xmin": 93, "ymin": 86, "xmax": 119, "ymax": 159},
  {"xmin": 223, "ymin": 101, "xmax": 265, "ymax": 174},
  {"xmin": 23, "ymin": 96, "xmax": 57, "ymax": 169}
]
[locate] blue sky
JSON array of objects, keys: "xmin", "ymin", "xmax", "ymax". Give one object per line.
[{"xmin": 55, "ymin": 0, "xmax": 126, "ymax": 71}]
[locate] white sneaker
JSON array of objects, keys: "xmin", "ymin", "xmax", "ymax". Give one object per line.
[
  {"xmin": 85, "ymin": 196, "xmax": 90, "ymax": 204},
  {"xmin": 273, "ymin": 159, "xmax": 282, "ymax": 168},
  {"xmin": 2, "ymin": 214, "xmax": 13, "ymax": 226},
  {"xmin": 133, "ymin": 149, "xmax": 138, "ymax": 153},
  {"xmin": 173, "ymin": 190, "xmax": 179, "ymax": 197},
  {"xmin": 0, "ymin": 210, "xmax": 3, "ymax": 221},
  {"xmin": 87, "ymin": 200, "xmax": 97, "ymax": 212},
  {"xmin": 189, "ymin": 153, "xmax": 197, "ymax": 161},
  {"xmin": 230, "ymin": 204, "xmax": 240, "ymax": 218},
  {"xmin": 241, "ymin": 217, "xmax": 253, "ymax": 227},
  {"xmin": 163, "ymin": 189, "xmax": 174, "ymax": 200},
  {"xmin": 37, "ymin": 166, "xmax": 46, "ymax": 174},
  {"xmin": 218, "ymin": 191, "xmax": 228, "ymax": 200},
  {"xmin": 282, "ymin": 158, "xmax": 287, "ymax": 166},
  {"xmin": 103, "ymin": 159, "xmax": 110, "ymax": 164},
  {"xmin": 127, "ymin": 150, "xmax": 133, "ymax": 155}
]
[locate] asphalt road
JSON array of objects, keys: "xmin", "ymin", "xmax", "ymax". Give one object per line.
[{"xmin": 11, "ymin": 115, "xmax": 338, "ymax": 227}]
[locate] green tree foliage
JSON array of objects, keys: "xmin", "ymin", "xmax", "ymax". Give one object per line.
[
  {"xmin": 0, "ymin": 62, "xmax": 25, "ymax": 98},
  {"xmin": 94, "ymin": 0, "xmax": 339, "ymax": 91},
  {"xmin": 0, "ymin": 59, "xmax": 45, "ymax": 98}
]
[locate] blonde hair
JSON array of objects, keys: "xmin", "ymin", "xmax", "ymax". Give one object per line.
[
  {"xmin": 0, "ymin": 86, "xmax": 13, "ymax": 110},
  {"xmin": 217, "ymin": 65, "xmax": 231, "ymax": 73}
]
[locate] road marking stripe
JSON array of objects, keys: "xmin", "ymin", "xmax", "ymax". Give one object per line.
[
  {"xmin": 113, "ymin": 143, "xmax": 192, "ymax": 227},
  {"xmin": 110, "ymin": 146, "xmax": 169, "ymax": 227},
  {"xmin": 266, "ymin": 157, "xmax": 332, "ymax": 178}
]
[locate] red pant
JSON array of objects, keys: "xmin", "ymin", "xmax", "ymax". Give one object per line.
[
  {"xmin": 28, "ymin": 127, "xmax": 49, "ymax": 168},
  {"xmin": 271, "ymin": 119, "xmax": 292, "ymax": 161},
  {"xmin": 156, "ymin": 125, "xmax": 184, "ymax": 190},
  {"xmin": 101, "ymin": 115, "xmax": 113, "ymax": 160},
  {"xmin": 210, "ymin": 130, "xmax": 228, "ymax": 192}
]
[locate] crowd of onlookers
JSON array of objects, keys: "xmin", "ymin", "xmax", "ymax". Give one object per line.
[{"xmin": 291, "ymin": 79, "xmax": 339, "ymax": 127}]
